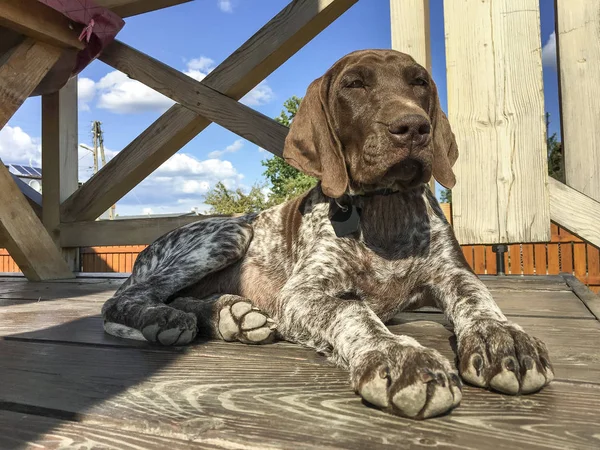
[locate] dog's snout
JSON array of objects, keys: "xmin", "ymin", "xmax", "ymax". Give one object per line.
[{"xmin": 388, "ymin": 114, "xmax": 431, "ymax": 146}]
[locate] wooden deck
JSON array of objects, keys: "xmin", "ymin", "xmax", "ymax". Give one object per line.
[{"xmin": 0, "ymin": 274, "xmax": 599, "ymax": 449}]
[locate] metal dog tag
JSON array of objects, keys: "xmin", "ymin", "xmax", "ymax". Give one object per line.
[{"xmin": 330, "ymin": 203, "xmax": 361, "ymax": 237}]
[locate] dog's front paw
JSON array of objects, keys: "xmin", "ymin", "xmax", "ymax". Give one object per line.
[
  {"xmin": 457, "ymin": 319, "xmax": 554, "ymax": 395},
  {"xmin": 140, "ymin": 305, "xmax": 198, "ymax": 346},
  {"xmin": 351, "ymin": 341, "xmax": 462, "ymax": 419},
  {"xmin": 218, "ymin": 296, "xmax": 277, "ymax": 344}
]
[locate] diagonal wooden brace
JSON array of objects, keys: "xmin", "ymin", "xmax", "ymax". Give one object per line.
[{"xmin": 59, "ymin": 0, "xmax": 358, "ymax": 223}]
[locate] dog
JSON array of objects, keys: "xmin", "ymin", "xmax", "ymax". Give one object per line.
[{"xmin": 102, "ymin": 49, "xmax": 554, "ymax": 420}]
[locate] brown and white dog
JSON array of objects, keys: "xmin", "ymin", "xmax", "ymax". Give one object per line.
[{"xmin": 102, "ymin": 49, "xmax": 554, "ymax": 420}]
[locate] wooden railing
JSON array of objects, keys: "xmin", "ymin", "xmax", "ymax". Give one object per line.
[{"xmin": 2, "ymin": 205, "xmax": 599, "ymax": 293}]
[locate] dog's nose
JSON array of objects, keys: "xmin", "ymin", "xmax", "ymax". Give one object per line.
[{"xmin": 388, "ymin": 114, "xmax": 431, "ymax": 146}]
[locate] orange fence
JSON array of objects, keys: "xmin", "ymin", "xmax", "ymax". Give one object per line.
[{"xmin": 1, "ymin": 206, "xmax": 599, "ymax": 293}]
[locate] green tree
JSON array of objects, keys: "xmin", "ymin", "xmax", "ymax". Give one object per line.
[
  {"xmin": 204, "ymin": 182, "xmax": 272, "ymax": 215},
  {"xmin": 261, "ymin": 95, "xmax": 317, "ymax": 203},
  {"xmin": 546, "ymin": 113, "xmax": 564, "ymax": 183},
  {"xmin": 440, "ymin": 188, "xmax": 452, "ymax": 204}
]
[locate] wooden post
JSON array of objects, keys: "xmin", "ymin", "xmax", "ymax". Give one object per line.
[
  {"xmin": 555, "ymin": 0, "xmax": 600, "ymax": 203},
  {"xmin": 389, "ymin": 0, "xmax": 435, "ymax": 193},
  {"xmin": 443, "ymin": 0, "xmax": 550, "ymax": 244},
  {"xmin": 42, "ymin": 77, "xmax": 80, "ymax": 271}
]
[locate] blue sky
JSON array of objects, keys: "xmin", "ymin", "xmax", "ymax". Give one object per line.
[{"xmin": 1, "ymin": 0, "xmax": 560, "ymax": 217}]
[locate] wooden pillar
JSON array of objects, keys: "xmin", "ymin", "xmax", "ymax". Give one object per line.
[
  {"xmin": 42, "ymin": 77, "xmax": 80, "ymax": 271},
  {"xmin": 443, "ymin": 0, "xmax": 550, "ymax": 244},
  {"xmin": 389, "ymin": 0, "xmax": 435, "ymax": 193},
  {"xmin": 555, "ymin": 0, "xmax": 600, "ymax": 202}
]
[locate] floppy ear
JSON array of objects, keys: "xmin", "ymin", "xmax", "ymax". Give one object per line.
[
  {"xmin": 283, "ymin": 76, "xmax": 348, "ymax": 198},
  {"xmin": 430, "ymin": 82, "xmax": 459, "ymax": 189}
]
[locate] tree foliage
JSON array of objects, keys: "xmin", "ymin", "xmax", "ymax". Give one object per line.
[{"xmin": 204, "ymin": 95, "xmax": 317, "ymax": 214}]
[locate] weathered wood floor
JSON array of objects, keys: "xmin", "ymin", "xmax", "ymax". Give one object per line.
[{"xmin": 0, "ymin": 274, "xmax": 599, "ymax": 449}]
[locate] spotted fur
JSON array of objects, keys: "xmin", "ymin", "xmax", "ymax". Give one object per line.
[{"xmin": 102, "ymin": 49, "xmax": 554, "ymax": 419}]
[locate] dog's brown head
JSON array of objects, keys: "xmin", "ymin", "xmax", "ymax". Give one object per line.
[{"xmin": 283, "ymin": 49, "xmax": 458, "ymax": 198}]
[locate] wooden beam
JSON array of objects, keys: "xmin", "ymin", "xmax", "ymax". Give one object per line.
[
  {"xmin": 95, "ymin": 0, "xmax": 193, "ymax": 18},
  {"xmin": 59, "ymin": 216, "xmax": 226, "ymax": 247},
  {"xmin": 390, "ymin": 0, "xmax": 433, "ymax": 193},
  {"xmin": 42, "ymin": 77, "xmax": 80, "ymax": 271},
  {"xmin": 555, "ymin": 0, "xmax": 600, "ymax": 203},
  {"xmin": 99, "ymin": 40, "xmax": 288, "ymax": 153},
  {"xmin": 549, "ymin": 177, "xmax": 600, "ymax": 249},
  {"xmin": 0, "ymin": 0, "xmax": 84, "ymax": 50},
  {"xmin": 0, "ymin": 162, "xmax": 74, "ymax": 280},
  {"xmin": 59, "ymin": 0, "xmax": 357, "ymax": 223},
  {"xmin": 9, "ymin": 172, "xmax": 42, "ymax": 219},
  {"xmin": 0, "ymin": 38, "xmax": 62, "ymax": 129},
  {"xmin": 443, "ymin": 0, "xmax": 550, "ymax": 245},
  {"xmin": 390, "ymin": 0, "xmax": 431, "ymax": 72}
]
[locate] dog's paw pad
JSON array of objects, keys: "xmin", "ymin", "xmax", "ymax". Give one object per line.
[
  {"xmin": 458, "ymin": 320, "xmax": 554, "ymax": 395},
  {"xmin": 218, "ymin": 300, "xmax": 276, "ymax": 345},
  {"xmin": 354, "ymin": 346, "xmax": 462, "ymax": 419},
  {"xmin": 140, "ymin": 307, "xmax": 197, "ymax": 346}
]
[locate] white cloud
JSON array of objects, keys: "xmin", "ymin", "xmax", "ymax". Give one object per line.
[
  {"xmin": 542, "ymin": 31, "xmax": 557, "ymax": 70},
  {"xmin": 217, "ymin": 0, "xmax": 233, "ymax": 13},
  {"xmin": 1, "ymin": 126, "xmax": 245, "ymax": 217},
  {"xmin": 82, "ymin": 56, "xmax": 272, "ymax": 114},
  {"xmin": 0, "ymin": 126, "xmax": 42, "ymax": 166},
  {"xmin": 208, "ymin": 139, "xmax": 244, "ymax": 158},
  {"xmin": 78, "ymin": 77, "xmax": 96, "ymax": 111},
  {"xmin": 240, "ymin": 81, "xmax": 274, "ymax": 106}
]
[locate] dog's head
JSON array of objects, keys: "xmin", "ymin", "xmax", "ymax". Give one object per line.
[{"xmin": 283, "ymin": 49, "xmax": 458, "ymax": 198}]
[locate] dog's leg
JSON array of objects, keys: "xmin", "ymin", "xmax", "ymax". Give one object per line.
[
  {"xmin": 168, "ymin": 295, "xmax": 277, "ymax": 344},
  {"xmin": 102, "ymin": 217, "xmax": 254, "ymax": 346},
  {"xmin": 432, "ymin": 260, "xmax": 554, "ymax": 395},
  {"xmin": 276, "ymin": 284, "xmax": 462, "ymax": 419}
]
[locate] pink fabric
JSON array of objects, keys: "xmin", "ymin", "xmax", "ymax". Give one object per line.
[{"xmin": 38, "ymin": 0, "xmax": 125, "ymax": 75}]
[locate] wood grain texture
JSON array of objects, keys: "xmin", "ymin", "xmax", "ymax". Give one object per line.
[
  {"xmin": 59, "ymin": 215, "xmax": 228, "ymax": 247},
  {"xmin": 563, "ymin": 274, "xmax": 600, "ymax": 321},
  {"xmin": 0, "ymin": 38, "xmax": 61, "ymax": 129},
  {"xmin": 549, "ymin": 177, "xmax": 600, "ymax": 248},
  {"xmin": 390, "ymin": 0, "xmax": 430, "ymax": 71},
  {"xmin": 59, "ymin": 0, "xmax": 358, "ymax": 223},
  {"xmin": 96, "ymin": 0, "xmax": 192, "ymax": 17},
  {"xmin": 0, "ymin": 160, "xmax": 73, "ymax": 281},
  {"xmin": 444, "ymin": 0, "xmax": 550, "ymax": 245},
  {"xmin": 0, "ymin": 337, "xmax": 599, "ymax": 449},
  {"xmin": 42, "ymin": 77, "xmax": 79, "ymax": 271},
  {"xmin": 0, "ymin": 0, "xmax": 84, "ymax": 49},
  {"xmin": 99, "ymin": 41, "xmax": 289, "ymax": 155},
  {"xmin": 0, "ymin": 275, "xmax": 599, "ymax": 448},
  {"xmin": 556, "ymin": 0, "xmax": 600, "ymax": 203}
]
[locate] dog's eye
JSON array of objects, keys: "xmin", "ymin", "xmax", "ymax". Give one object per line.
[
  {"xmin": 412, "ymin": 77, "xmax": 428, "ymax": 86},
  {"xmin": 347, "ymin": 79, "xmax": 365, "ymax": 89}
]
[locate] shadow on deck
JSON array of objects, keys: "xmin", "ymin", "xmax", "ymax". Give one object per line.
[{"xmin": 0, "ymin": 274, "xmax": 599, "ymax": 449}]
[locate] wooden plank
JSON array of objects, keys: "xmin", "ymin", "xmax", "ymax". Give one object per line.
[
  {"xmin": 461, "ymin": 246, "xmax": 473, "ymax": 268},
  {"xmin": 96, "ymin": 0, "xmax": 192, "ymax": 18},
  {"xmin": 549, "ymin": 177, "xmax": 600, "ymax": 248},
  {"xmin": 522, "ymin": 244, "xmax": 535, "ymax": 275},
  {"xmin": 563, "ymin": 274, "xmax": 600, "ymax": 321},
  {"xmin": 561, "ymin": 242, "xmax": 574, "ymax": 274},
  {"xmin": 59, "ymin": 216, "xmax": 223, "ymax": 247},
  {"xmin": 480, "ymin": 275, "xmax": 570, "ymax": 291},
  {"xmin": 0, "ymin": 410, "xmax": 215, "ymax": 450},
  {"xmin": 42, "ymin": 77, "xmax": 79, "ymax": 271},
  {"xmin": 556, "ymin": 0, "xmax": 600, "ymax": 203},
  {"xmin": 0, "ymin": 332, "xmax": 599, "ymax": 448},
  {"xmin": 59, "ymin": 0, "xmax": 358, "ymax": 223},
  {"xmin": 508, "ymin": 243, "xmax": 521, "ymax": 275},
  {"xmin": 573, "ymin": 242, "xmax": 587, "ymax": 280},
  {"xmin": 97, "ymin": 40, "xmax": 289, "ymax": 156},
  {"xmin": 0, "ymin": 0, "xmax": 85, "ymax": 49},
  {"xmin": 0, "ymin": 38, "xmax": 62, "ymax": 129},
  {"xmin": 390, "ymin": 0, "xmax": 430, "ymax": 71},
  {"xmin": 484, "ymin": 246, "xmax": 496, "ymax": 275},
  {"xmin": 547, "ymin": 243, "xmax": 560, "ymax": 274},
  {"xmin": 534, "ymin": 243, "xmax": 547, "ymax": 275},
  {"xmin": 473, "ymin": 246, "xmax": 485, "ymax": 274},
  {"xmin": 587, "ymin": 245, "xmax": 600, "ymax": 286},
  {"xmin": 444, "ymin": 0, "xmax": 550, "ymax": 244}
]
